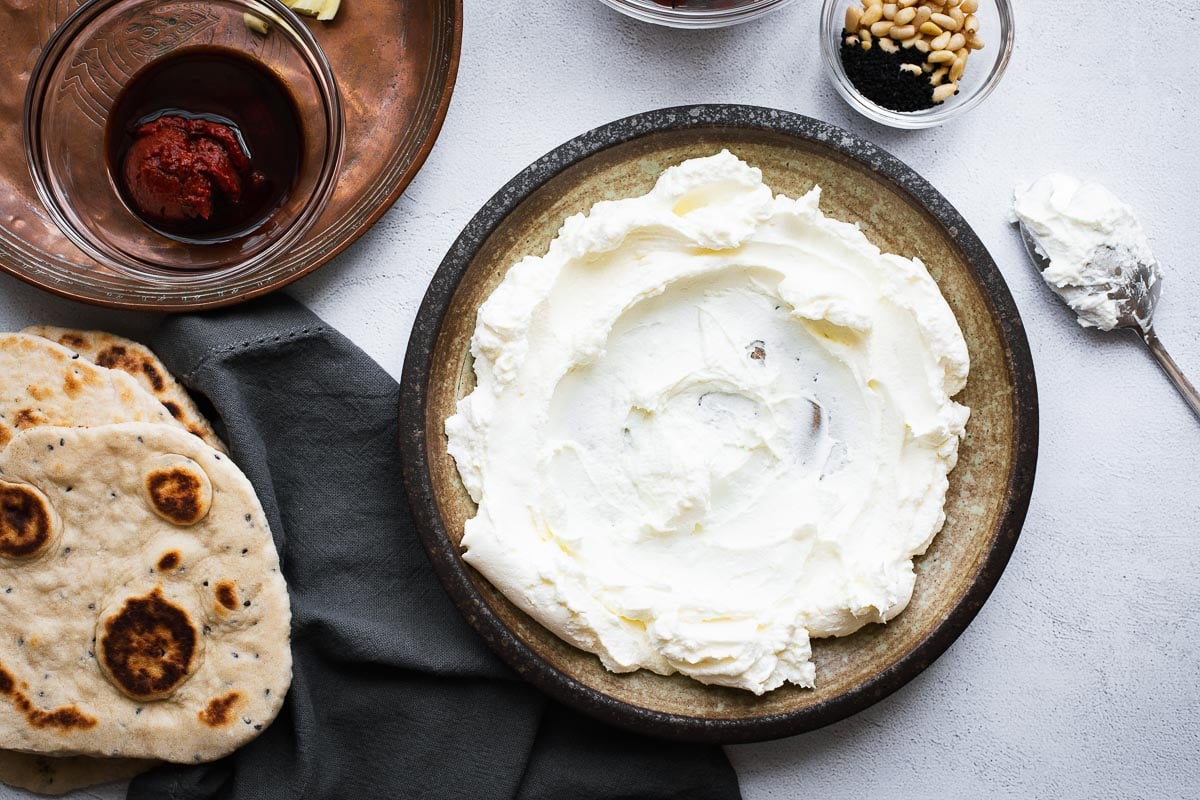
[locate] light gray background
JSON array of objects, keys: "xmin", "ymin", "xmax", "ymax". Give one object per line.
[{"xmin": 2, "ymin": 0, "xmax": 1198, "ymax": 798}]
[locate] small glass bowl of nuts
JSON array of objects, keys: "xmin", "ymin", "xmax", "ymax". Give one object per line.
[{"xmin": 820, "ymin": 0, "xmax": 1013, "ymax": 128}]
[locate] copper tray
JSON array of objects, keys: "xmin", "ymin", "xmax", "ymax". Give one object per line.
[
  {"xmin": 400, "ymin": 105, "xmax": 1039, "ymax": 743},
  {"xmin": 0, "ymin": 0, "xmax": 462, "ymax": 311}
]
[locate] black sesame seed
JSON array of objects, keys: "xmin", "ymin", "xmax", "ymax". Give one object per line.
[
  {"xmin": 243, "ymin": 600, "xmax": 251, "ymax": 607},
  {"xmin": 840, "ymin": 34, "xmax": 936, "ymax": 112}
]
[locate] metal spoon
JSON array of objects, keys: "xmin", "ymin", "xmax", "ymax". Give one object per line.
[{"xmin": 1019, "ymin": 223, "xmax": 1200, "ymax": 421}]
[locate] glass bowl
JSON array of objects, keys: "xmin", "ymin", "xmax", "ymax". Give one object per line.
[
  {"xmin": 820, "ymin": 0, "xmax": 1013, "ymax": 128},
  {"xmin": 24, "ymin": 0, "xmax": 343, "ymax": 279},
  {"xmin": 597, "ymin": 0, "xmax": 798, "ymax": 28}
]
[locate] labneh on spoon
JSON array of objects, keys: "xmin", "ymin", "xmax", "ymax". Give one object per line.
[{"xmin": 1013, "ymin": 173, "xmax": 1199, "ymax": 420}]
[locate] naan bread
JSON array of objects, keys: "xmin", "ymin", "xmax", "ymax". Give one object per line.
[
  {"xmin": 0, "ymin": 751, "xmax": 154, "ymax": 795},
  {"xmin": 0, "ymin": 334, "xmax": 184, "ymax": 451},
  {"xmin": 0, "ymin": 423, "xmax": 291, "ymax": 763},
  {"xmin": 20, "ymin": 327, "xmax": 226, "ymax": 453}
]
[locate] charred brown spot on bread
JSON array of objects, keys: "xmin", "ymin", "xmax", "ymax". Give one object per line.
[
  {"xmin": 163, "ymin": 401, "xmax": 184, "ymax": 420},
  {"xmin": 214, "ymin": 581, "xmax": 237, "ymax": 611},
  {"xmin": 27, "ymin": 385, "xmax": 50, "ymax": 401},
  {"xmin": 14, "ymin": 409, "xmax": 45, "ymax": 429},
  {"xmin": 58, "ymin": 333, "xmax": 88, "ymax": 349},
  {"xmin": 99, "ymin": 590, "xmax": 197, "ymax": 700},
  {"xmin": 146, "ymin": 467, "xmax": 206, "ymax": 525},
  {"xmin": 141, "ymin": 362, "xmax": 166, "ymax": 392},
  {"xmin": 198, "ymin": 691, "xmax": 241, "ymax": 727},
  {"xmin": 158, "ymin": 551, "xmax": 181, "ymax": 571},
  {"xmin": 93, "ymin": 345, "xmax": 127, "ymax": 370},
  {"xmin": 0, "ymin": 664, "xmax": 96, "ymax": 730},
  {"xmin": 0, "ymin": 483, "xmax": 53, "ymax": 559},
  {"xmin": 96, "ymin": 345, "xmax": 166, "ymax": 392},
  {"xmin": 64, "ymin": 372, "xmax": 83, "ymax": 396},
  {"xmin": 0, "ymin": 426, "xmax": 10, "ymax": 447}
]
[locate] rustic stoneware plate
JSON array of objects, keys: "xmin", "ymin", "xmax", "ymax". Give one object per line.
[
  {"xmin": 0, "ymin": 0, "xmax": 461, "ymax": 310},
  {"xmin": 400, "ymin": 105, "xmax": 1038, "ymax": 743}
]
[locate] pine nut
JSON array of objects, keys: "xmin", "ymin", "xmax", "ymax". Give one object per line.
[
  {"xmin": 878, "ymin": 36, "xmax": 899, "ymax": 52},
  {"xmin": 860, "ymin": 27, "xmax": 872, "ymax": 43},
  {"xmin": 845, "ymin": 5, "xmax": 863, "ymax": 31},
  {"xmin": 862, "ymin": 37, "xmax": 873, "ymax": 50},
  {"xmin": 949, "ymin": 54, "xmax": 966, "ymax": 81},
  {"xmin": 861, "ymin": 5, "xmax": 883, "ymax": 26},
  {"xmin": 930, "ymin": 66, "xmax": 948, "ymax": 85},
  {"xmin": 899, "ymin": 63, "xmax": 923, "ymax": 75},
  {"xmin": 930, "ymin": 31, "xmax": 952, "ymax": 50},
  {"xmin": 960, "ymin": 0, "xmax": 978, "ymax": 12},
  {"xmin": 963, "ymin": 14, "xmax": 979, "ymax": 34},
  {"xmin": 967, "ymin": 33, "xmax": 985, "ymax": 50},
  {"xmin": 921, "ymin": 61, "xmax": 932, "ymax": 72},
  {"xmin": 913, "ymin": 38, "xmax": 930, "ymax": 52},
  {"xmin": 870, "ymin": 20, "xmax": 894, "ymax": 36},
  {"xmin": 928, "ymin": 49, "xmax": 956, "ymax": 63},
  {"xmin": 920, "ymin": 21, "xmax": 943, "ymax": 36},
  {"xmin": 932, "ymin": 83, "xmax": 958, "ymax": 103},
  {"xmin": 947, "ymin": 32, "xmax": 966, "ymax": 50},
  {"xmin": 894, "ymin": 7, "xmax": 917, "ymax": 25},
  {"xmin": 888, "ymin": 24, "xmax": 916, "ymax": 39},
  {"xmin": 901, "ymin": 36, "xmax": 918, "ymax": 48},
  {"xmin": 844, "ymin": 34, "xmax": 861, "ymax": 47},
  {"xmin": 930, "ymin": 13, "xmax": 960, "ymax": 31},
  {"xmin": 883, "ymin": 4, "xmax": 898, "ymax": 20},
  {"xmin": 865, "ymin": 0, "xmax": 882, "ymax": 6},
  {"xmin": 899, "ymin": 0, "xmax": 917, "ymax": 7},
  {"xmin": 914, "ymin": 7, "xmax": 933, "ymax": 26}
]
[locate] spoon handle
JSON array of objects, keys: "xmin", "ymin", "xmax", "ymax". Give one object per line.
[{"xmin": 1143, "ymin": 329, "xmax": 1200, "ymax": 421}]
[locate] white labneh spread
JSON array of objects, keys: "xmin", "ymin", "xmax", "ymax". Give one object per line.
[
  {"xmin": 1012, "ymin": 173, "xmax": 1159, "ymax": 331},
  {"xmin": 446, "ymin": 152, "xmax": 971, "ymax": 694}
]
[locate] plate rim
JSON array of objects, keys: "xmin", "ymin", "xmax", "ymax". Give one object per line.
[
  {"xmin": 0, "ymin": 0, "xmax": 464, "ymax": 313},
  {"xmin": 398, "ymin": 103, "xmax": 1039, "ymax": 744}
]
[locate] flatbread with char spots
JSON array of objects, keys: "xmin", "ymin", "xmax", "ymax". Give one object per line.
[
  {"xmin": 20, "ymin": 327, "xmax": 226, "ymax": 453},
  {"xmin": 0, "ymin": 750, "xmax": 155, "ymax": 795},
  {"xmin": 0, "ymin": 334, "xmax": 187, "ymax": 452},
  {"xmin": 0, "ymin": 423, "xmax": 290, "ymax": 763}
]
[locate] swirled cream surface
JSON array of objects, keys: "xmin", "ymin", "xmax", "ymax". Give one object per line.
[{"xmin": 446, "ymin": 152, "xmax": 970, "ymax": 694}]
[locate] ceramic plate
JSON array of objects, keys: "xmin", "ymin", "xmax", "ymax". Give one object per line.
[{"xmin": 400, "ymin": 105, "xmax": 1038, "ymax": 743}]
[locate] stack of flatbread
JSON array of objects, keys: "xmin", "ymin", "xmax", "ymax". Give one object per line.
[{"xmin": 0, "ymin": 328, "xmax": 291, "ymax": 795}]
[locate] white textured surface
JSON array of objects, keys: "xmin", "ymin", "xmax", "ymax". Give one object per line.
[{"xmin": 1, "ymin": 0, "xmax": 1199, "ymax": 797}]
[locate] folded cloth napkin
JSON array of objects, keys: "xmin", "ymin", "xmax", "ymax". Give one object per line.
[{"xmin": 129, "ymin": 295, "xmax": 741, "ymax": 800}]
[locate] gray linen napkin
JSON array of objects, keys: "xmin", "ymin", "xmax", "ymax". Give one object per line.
[{"xmin": 128, "ymin": 295, "xmax": 741, "ymax": 800}]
